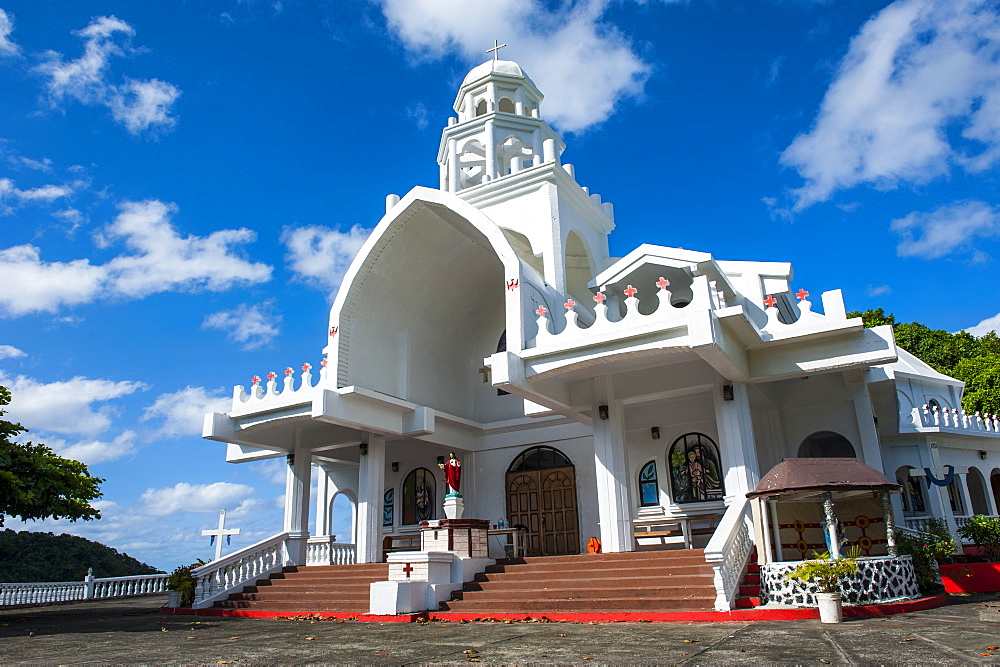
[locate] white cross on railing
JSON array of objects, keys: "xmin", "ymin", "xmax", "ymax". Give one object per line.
[
  {"xmin": 486, "ymin": 39, "xmax": 507, "ymax": 60},
  {"xmin": 202, "ymin": 509, "xmax": 241, "ymax": 562}
]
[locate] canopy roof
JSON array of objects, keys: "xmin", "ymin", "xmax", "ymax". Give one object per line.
[{"xmin": 747, "ymin": 457, "xmax": 899, "ymax": 499}]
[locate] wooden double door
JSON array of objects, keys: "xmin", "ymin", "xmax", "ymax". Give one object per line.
[{"xmin": 506, "ymin": 466, "xmax": 579, "ymax": 556}]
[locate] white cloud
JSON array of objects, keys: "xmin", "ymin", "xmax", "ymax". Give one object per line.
[
  {"xmin": 0, "ymin": 373, "xmax": 146, "ymax": 436},
  {"xmin": 379, "ymin": 0, "xmax": 651, "ymax": 132},
  {"xmin": 281, "ymin": 224, "xmax": 370, "ymax": 297},
  {"xmin": 0, "ymin": 344, "xmax": 25, "ymax": 359},
  {"xmin": 966, "ymin": 313, "xmax": 1000, "ymax": 336},
  {"xmin": 16, "ymin": 156, "xmax": 53, "ymax": 172},
  {"xmin": 865, "ymin": 284, "xmax": 892, "ymax": 297},
  {"xmin": 0, "ymin": 177, "xmax": 77, "ymax": 214},
  {"xmin": 0, "ymin": 199, "xmax": 272, "ymax": 317},
  {"xmin": 138, "ymin": 482, "xmax": 256, "ymax": 516},
  {"xmin": 43, "ymin": 430, "xmax": 137, "ymax": 465},
  {"xmin": 142, "ymin": 386, "xmax": 230, "ymax": 438},
  {"xmin": 891, "ymin": 200, "xmax": 1000, "ymax": 259},
  {"xmin": 35, "ymin": 15, "xmax": 180, "ymax": 135},
  {"xmin": 202, "ymin": 302, "xmax": 281, "ymax": 350},
  {"xmin": 0, "ymin": 8, "xmax": 19, "ymax": 56},
  {"xmin": 781, "ymin": 0, "xmax": 1000, "ymax": 210}
]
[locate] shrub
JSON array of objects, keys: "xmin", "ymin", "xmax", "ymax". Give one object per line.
[
  {"xmin": 784, "ymin": 551, "xmax": 859, "ymax": 593},
  {"xmin": 166, "ymin": 560, "xmax": 205, "ymax": 607},
  {"xmin": 897, "ymin": 518, "xmax": 956, "ymax": 595},
  {"xmin": 957, "ymin": 515, "xmax": 1000, "ymax": 562}
]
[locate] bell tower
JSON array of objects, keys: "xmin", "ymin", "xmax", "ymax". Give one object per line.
[{"xmin": 437, "ymin": 58, "xmax": 564, "ymax": 192}]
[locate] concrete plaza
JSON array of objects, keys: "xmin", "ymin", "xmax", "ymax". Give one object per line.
[{"xmin": 1, "ymin": 594, "xmax": 999, "ymax": 664}]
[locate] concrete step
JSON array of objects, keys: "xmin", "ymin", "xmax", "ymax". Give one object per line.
[
  {"xmin": 243, "ymin": 583, "xmax": 372, "ymax": 594},
  {"xmin": 475, "ymin": 565, "xmax": 712, "ymax": 582},
  {"xmin": 450, "ymin": 586, "xmax": 715, "ymax": 601},
  {"xmin": 214, "ymin": 600, "xmax": 368, "ymax": 612},
  {"xmin": 227, "ymin": 591, "xmax": 369, "ymax": 603},
  {"xmin": 465, "ymin": 573, "xmax": 714, "ymax": 590},
  {"xmin": 441, "ymin": 597, "xmax": 715, "ymax": 612}
]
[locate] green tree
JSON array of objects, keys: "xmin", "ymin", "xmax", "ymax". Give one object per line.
[
  {"xmin": 847, "ymin": 308, "xmax": 1000, "ymax": 415},
  {"xmin": 0, "ymin": 386, "xmax": 104, "ymax": 527}
]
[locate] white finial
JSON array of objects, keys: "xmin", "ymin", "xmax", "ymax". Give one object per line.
[{"xmin": 486, "ymin": 39, "xmax": 507, "ymax": 61}]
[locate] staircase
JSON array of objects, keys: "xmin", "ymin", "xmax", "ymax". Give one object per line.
[
  {"xmin": 213, "ymin": 563, "xmax": 388, "ymax": 613},
  {"xmin": 440, "ymin": 549, "xmax": 717, "ymax": 614},
  {"xmin": 735, "ymin": 561, "xmax": 761, "ymax": 608}
]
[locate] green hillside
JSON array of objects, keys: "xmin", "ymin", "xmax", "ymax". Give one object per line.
[{"xmin": 0, "ymin": 530, "xmax": 162, "ymax": 583}]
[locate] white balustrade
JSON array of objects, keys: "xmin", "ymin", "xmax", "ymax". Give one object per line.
[
  {"xmin": 703, "ymin": 497, "xmax": 753, "ymax": 611},
  {"xmin": 758, "ymin": 288, "xmax": 847, "ymax": 340},
  {"xmin": 530, "ymin": 275, "xmax": 714, "ymax": 349},
  {"xmin": 912, "ymin": 406, "xmax": 1000, "ymax": 435},
  {"xmin": 305, "ymin": 536, "xmax": 357, "ymax": 566},
  {"xmin": 232, "ymin": 362, "xmax": 328, "ymax": 412},
  {"xmin": 903, "ymin": 516, "xmax": 934, "ymax": 533},
  {"xmin": 0, "ymin": 573, "xmax": 169, "ymax": 607},
  {"xmin": 192, "ymin": 532, "xmax": 290, "ymax": 609}
]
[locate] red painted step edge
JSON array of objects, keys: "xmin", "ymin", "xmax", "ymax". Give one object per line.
[{"xmin": 161, "ymin": 594, "xmax": 946, "ymax": 623}]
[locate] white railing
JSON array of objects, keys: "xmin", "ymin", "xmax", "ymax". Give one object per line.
[
  {"xmin": 910, "ymin": 406, "xmax": 1000, "ymax": 435},
  {"xmin": 192, "ymin": 532, "xmax": 291, "ymax": 609},
  {"xmin": 306, "ymin": 535, "xmax": 357, "ymax": 566},
  {"xmin": 232, "ymin": 364, "xmax": 328, "ymax": 414},
  {"xmin": 703, "ymin": 497, "xmax": 753, "ymax": 611},
  {"xmin": 904, "ymin": 516, "xmax": 934, "ymax": 532},
  {"xmin": 0, "ymin": 572, "xmax": 168, "ymax": 607}
]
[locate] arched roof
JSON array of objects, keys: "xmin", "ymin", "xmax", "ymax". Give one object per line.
[{"xmin": 462, "ymin": 59, "xmax": 533, "ymax": 87}]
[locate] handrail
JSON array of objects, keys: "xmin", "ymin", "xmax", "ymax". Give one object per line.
[
  {"xmin": 703, "ymin": 496, "xmax": 753, "ymax": 611},
  {"xmin": 1, "ymin": 572, "xmax": 168, "ymax": 607},
  {"xmin": 191, "ymin": 532, "xmax": 290, "ymax": 609}
]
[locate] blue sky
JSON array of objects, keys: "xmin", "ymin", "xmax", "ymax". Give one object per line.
[{"xmin": 1, "ymin": 0, "xmax": 999, "ymax": 572}]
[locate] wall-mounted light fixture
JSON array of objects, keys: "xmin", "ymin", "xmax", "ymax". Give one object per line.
[
  {"xmin": 598, "ymin": 405, "xmax": 609, "ymax": 420},
  {"xmin": 359, "ymin": 442, "xmax": 368, "ymax": 456},
  {"xmin": 436, "ymin": 455, "xmax": 446, "ymax": 465},
  {"xmin": 981, "ymin": 450, "xmax": 989, "ymax": 460},
  {"xmin": 722, "ymin": 385, "xmax": 734, "ymax": 401},
  {"xmin": 651, "ymin": 426, "xmax": 660, "ymax": 440},
  {"xmin": 392, "ymin": 461, "xmax": 399, "ymax": 472}
]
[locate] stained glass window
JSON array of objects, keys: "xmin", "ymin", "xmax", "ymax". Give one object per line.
[
  {"xmin": 507, "ymin": 446, "xmax": 572, "ymax": 473},
  {"xmin": 639, "ymin": 460, "xmax": 659, "ymax": 507},
  {"xmin": 383, "ymin": 488, "xmax": 394, "ymax": 527},
  {"xmin": 402, "ymin": 468, "xmax": 435, "ymax": 525},
  {"xmin": 668, "ymin": 433, "xmax": 724, "ymax": 504}
]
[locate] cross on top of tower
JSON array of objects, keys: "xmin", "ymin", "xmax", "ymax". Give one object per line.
[{"xmin": 486, "ymin": 40, "xmax": 507, "ymax": 61}]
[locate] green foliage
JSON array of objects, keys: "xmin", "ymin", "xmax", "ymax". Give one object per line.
[
  {"xmin": 783, "ymin": 551, "xmax": 859, "ymax": 593},
  {"xmin": 957, "ymin": 515, "xmax": 1000, "ymax": 562},
  {"xmin": 0, "ymin": 386, "xmax": 104, "ymax": 527},
  {"xmin": 0, "ymin": 529, "xmax": 161, "ymax": 583},
  {"xmin": 846, "ymin": 309, "xmax": 1000, "ymax": 414},
  {"xmin": 896, "ymin": 518, "xmax": 955, "ymax": 594},
  {"xmin": 166, "ymin": 560, "xmax": 206, "ymax": 607}
]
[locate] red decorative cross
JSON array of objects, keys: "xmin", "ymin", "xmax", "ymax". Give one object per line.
[
  {"xmin": 593, "ymin": 292, "xmax": 607, "ymax": 304},
  {"xmin": 796, "ymin": 288, "xmax": 809, "ymax": 301},
  {"xmin": 655, "ymin": 277, "xmax": 670, "ymax": 290},
  {"xmin": 320, "ymin": 358, "xmax": 329, "ymax": 368},
  {"xmin": 506, "ymin": 278, "xmax": 519, "ymax": 291},
  {"xmin": 763, "ymin": 295, "xmax": 778, "ymax": 308},
  {"xmin": 251, "ymin": 375, "xmax": 260, "ymax": 385},
  {"xmin": 402, "ymin": 562, "xmax": 413, "ymax": 579},
  {"xmin": 330, "ymin": 326, "xmax": 338, "ymax": 336},
  {"xmin": 623, "ymin": 285, "xmax": 638, "ymax": 299},
  {"xmin": 284, "ymin": 367, "xmax": 294, "ymax": 376},
  {"xmin": 564, "ymin": 299, "xmax": 576, "ymax": 311},
  {"xmin": 267, "ymin": 371, "xmax": 277, "ymax": 381},
  {"xmin": 535, "ymin": 305, "xmax": 548, "ymax": 318},
  {"xmin": 302, "ymin": 362, "xmax": 312, "ymax": 372}
]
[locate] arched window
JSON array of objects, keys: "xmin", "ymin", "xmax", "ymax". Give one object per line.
[
  {"xmin": 638, "ymin": 460, "xmax": 659, "ymax": 507},
  {"xmin": 895, "ymin": 466, "xmax": 925, "ymax": 514},
  {"xmin": 383, "ymin": 488, "xmax": 394, "ymax": 527},
  {"xmin": 798, "ymin": 431, "xmax": 856, "ymax": 458},
  {"xmin": 498, "ymin": 97, "xmax": 515, "ymax": 113},
  {"xmin": 507, "ymin": 445, "xmax": 572, "ymax": 473},
  {"xmin": 668, "ymin": 433, "xmax": 724, "ymax": 503},
  {"xmin": 475, "ymin": 99, "xmax": 488, "ymax": 116},
  {"xmin": 402, "ymin": 468, "xmax": 436, "ymax": 525}
]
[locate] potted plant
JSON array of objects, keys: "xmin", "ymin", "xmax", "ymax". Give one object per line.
[
  {"xmin": 784, "ymin": 550, "xmax": 859, "ymax": 623},
  {"xmin": 165, "ymin": 561, "xmax": 204, "ymax": 608}
]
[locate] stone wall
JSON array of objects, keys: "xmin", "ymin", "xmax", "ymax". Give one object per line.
[{"xmin": 759, "ymin": 555, "xmax": 920, "ymax": 606}]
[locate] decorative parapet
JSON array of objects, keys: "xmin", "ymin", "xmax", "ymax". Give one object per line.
[
  {"xmin": 232, "ymin": 360, "xmax": 328, "ymax": 413},
  {"xmin": 529, "ymin": 274, "xmax": 714, "ymax": 349},
  {"xmin": 907, "ymin": 405, "xmax": 1000, "ymax": 436},
  {"xmin": 759, "ymin": 555, "xmax": 920, "ymax": 606},
  {"xmin": 758, "ymin": 288, "xmax": 848, "ymax": 340}
]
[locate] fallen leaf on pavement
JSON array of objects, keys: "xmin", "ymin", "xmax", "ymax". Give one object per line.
[
  {"xmin": 161, "ymin": 628, "xmax": 168, "ymax": 632},
  {"xmin": 989, "ymin": 646, "xmax": 1000, "ymax": 650},
  {"xmin": 682, "ymin": 640, "xmax": 698, "ymax": 643},
  {"xmin": 819, "ymin": 659, "xmax": 831, "ymax": 664},
  {"xmin": 304, "ymin": 637, "xmax": 315, "ymax": 641}
]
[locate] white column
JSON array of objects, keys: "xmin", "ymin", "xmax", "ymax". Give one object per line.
[
  {"xmin": 315, "ymin": 466, "xmax": 331, "ymax": 536},
  {"xmin": 484, "ymin": 119, "xmax": 498, "ymax": 181},
  {"xmin": 356, "ymin": 433, "xmax": 386, "ymax": 563},
  {"xmin": 956, "ymin": 472, "xmax": 974, "ymax": 518},
  {"xmin": 592, "ymin": 377, "xmax": 632, "ymax": 553},
  {"xmin": 851, "ymin": 379, "xmax": 885, "ymax": 471},
  {"xmin": 713, "ymin": 382, "xmax": 761, "ymax": 500},
  {"xmin": 283, "ymin": 441, "xmax": 312, "ymax": 565},
  {"xmin": 448, "ymin": 137, "xmax": 459, "ymax": 192}
]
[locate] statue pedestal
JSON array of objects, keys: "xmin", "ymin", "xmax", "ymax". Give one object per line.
[
  {"xmin": 419, "ymin": 518, "xmax": 489, "ymax": 558},
  {"xmin": 443, "ymin": 493, "xmax": 464, "ymax": 519}
]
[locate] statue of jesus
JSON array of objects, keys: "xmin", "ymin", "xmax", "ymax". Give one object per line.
[{"xmin": 439, "ymin": 452, "xmax": 462, "ymax": 495}]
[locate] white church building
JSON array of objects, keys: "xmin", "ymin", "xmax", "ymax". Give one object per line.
[{"xmin": 201, "ymin": 58, "xmax": 1000, "ymax": 611}]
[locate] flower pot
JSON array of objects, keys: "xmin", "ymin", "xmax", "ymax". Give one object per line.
[
  {"xmin": 167, "ymin": 591, "xmax": 182, "ymax": 608},
  {"xmin": 816, "ymin": 592, "xmax": 843, "ymax": 623}
]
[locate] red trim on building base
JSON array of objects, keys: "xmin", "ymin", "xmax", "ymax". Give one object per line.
[{"xmin": 161, "ymin": 595, "xmax": 946, "ymax": 623}]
